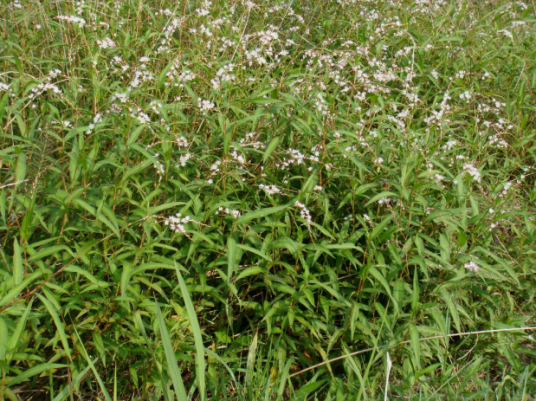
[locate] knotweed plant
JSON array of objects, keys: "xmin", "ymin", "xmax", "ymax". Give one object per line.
[{"xmin": 0, "ymin": 0, "xmax": 535, "ymax": 399}]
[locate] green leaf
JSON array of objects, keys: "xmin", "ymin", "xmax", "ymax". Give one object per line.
[
  {"xmin": 7, "ymin": 363, "xmax": 66, "ymax": 387},
  {"xmin": 174, "ymin": 263, "xmax": 206, "ymax": 401},
  {"xmin": 410, "ymin": 324, "xmax": 421, "ymax": 370},
  {"xmin": 0, "ymin": 270, "xmax": 43, "ymax": 308},
  {"xmin": 271, "ymin": 235, "xmax": 300, "ymax": 257},
  {"xmin": 365, "ymin": 192, "xmax": 399, "ymax": 207},
  {"xmin": 368, "ymin": 267, "xmax": 398, "ymax": 313},
  {"xmin": 52, "ymin": 364, "xmax": 92, "ymax": 401},
  {"xmin": 236, "ymin": 244, "xmax": 272, "ymax": 261},
  {"xmin": 490, "ymin": 254, "xmax": 520, "ymax": 287},
  {"xmin": 251, "ymin": 97, "xmax": 280, "ymax": 104},
  {"xmin": 155, "ymin": 301, "xmax": 188, "ymax": 401},
  {"xmin": 15, "ymin": 153, "xmax": 27, "ymax": 183},
  {"xmin": 64, "ymin": 125, "xmax": 91, "ymax": 142},
  {"xmin": 8, "ymin": 299, "xmax": 33, "ymax": 350},
  {"xmin": 37, "ymin": 294, "xmax": 72, "ymax": 361},
  {"xmin": 72, "ymin": 199, "xmax": 121, "ymax": 238},
  {"xmin": 370, "ymin": 215, "xmax": 393, "ymax": 240},
  {"xmin": 295, "ymin": 380, "xmax": 327, "ymax": 398},
  {"xmin": 28, "ymin": 245, "xmax": 73, "ymax": 262},
  {"xmin": 127, "ymin": 124, "xmax": 146, "ymax": 146},
  {"xmin": 227, "ymin": 237, "xmax": 237, "ymax": 281},
  {"xmin": 236, "ymin": 266, "xmax": 265, "ymax": 282},
  {"xmin": 148, "ymin": 201, "xmax": 187, "ymax": 215},
  {"xmin": 439, "ymin": 289, "xmax": 461, "ymax": 332},
  {"xmin": 121, "ymin": 263, "xmax": 133, "ymax": 302},
  {"xmin": 263, "ymin": 136, "xmax": 280, "ymax": 163},
  {"xmin": 237, "ymin": 204, "xmax": 287, "ymax": 225},
  {"xmin": 12, "ymin": 238, "xmax": 24, "ymax": 285},
  {"xmin": 74, "ymin": 328, "xmax": 112, "ymax": 401}
]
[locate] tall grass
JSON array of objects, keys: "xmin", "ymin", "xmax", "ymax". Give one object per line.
[{"xmin": 0, "ymin": 0, "xmax": 535, "ymax": 399}]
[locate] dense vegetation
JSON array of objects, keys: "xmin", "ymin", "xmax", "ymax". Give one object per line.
[{"xmin": 1, "ymin": 0, "xmax": 536, "ymax": 399}]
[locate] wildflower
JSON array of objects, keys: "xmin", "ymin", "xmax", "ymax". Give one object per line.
[
  {"xmin": 259, "ymin": 184, "xmax": 282, "ymax": 195},
  {"xmin": 176, "ymin": 137, "xmax": 188, "ymax": 148},
  {"xmin": 49, "ymin": 69, "xmax": 62, "ymax": 78},
  {"xmin": 500, "ymin": 181, "xmax": 512, "ymax": 197},
  {"xmin": 378, "ymin": 197, "xmax": 391, "ymax": 206},
  {"xmin": 434, "ymin": 174, "xmax": 445, "ymax": 184},
  {"xmin": 57, "ymin": 15, "xmax": 86, "ymax": 28},
  {"xmin": 464, "ymin": 261, "xmax": 479, "ymax": 273},
  {"xmin": 165, "ymin": 213, "xmax": 197, "ymax": 234},
  {"xmin": 197, "ymin": 98, "xmax": 215, "ymax": 114},
  {"xmin": 497, "ymin": 29, "xmax": 513, "ymax": 39},
  {"xmin": 463, "ymin": 163, "xmax": 481, "ymax": 182},
  {"xmin": 97, "ymin": 37, "xmax": 116, "ymax": 49},
  {"xmin": 176, "ymin": 153, "xmax": 192, "ymax": 167},
  {"xmin": 216, "ymin": 206, "xmax": 240, "ymax": 218},
  {"xmin": 295, "ymin": 201, "xmax": 311, "ymax": 225}
]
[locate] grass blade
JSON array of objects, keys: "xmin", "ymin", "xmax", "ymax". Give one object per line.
[
  {"xmin": 36, "ymin": 294, "xmax": 72, "ymax": 361},
  {"xmin": 155, "ymin": 300, "xmax": 188, "ymax": 401},
  {"xmin": 174, "ymin": 263, "xmax": 206, "ymax": 401}
]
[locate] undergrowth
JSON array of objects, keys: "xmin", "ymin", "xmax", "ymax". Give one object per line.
[{"xmin": 0, "ymin": 0, "xmax": 536, "ymax": 399}]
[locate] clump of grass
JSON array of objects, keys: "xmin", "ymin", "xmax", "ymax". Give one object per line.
[{"xmin": 0, "ymin": 0, "xmax": 535, "ymax": 399}]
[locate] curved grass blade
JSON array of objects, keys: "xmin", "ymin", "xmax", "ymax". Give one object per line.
[
  {"xmin": 155, "ymin": 300, "xmax": 188, "ymax": 401},
  {"xmin": 174, "ymin": 263, "xmax": 206, "ymax": 401}
]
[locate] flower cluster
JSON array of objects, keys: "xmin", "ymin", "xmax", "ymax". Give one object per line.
[
  {"xmin": 294, "ymin": 201, "xmax": 311, "ymax": 225},
  {"xmin": 216, "ymin": 207, "xmax": 241, "ymax": 218},
  {"xmin": 164, "ymin": 213, "xmax": 197, "ymax": 234}
]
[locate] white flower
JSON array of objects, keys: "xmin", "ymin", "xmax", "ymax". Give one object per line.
[
  {"xmin": 197, "ymin": 98, "xmax": 215, "ymax": 114},
  {"xmin": 176, "ymin": 137, "xmax": 188, "ymax": 148},
  {"xmin": 112, "ymin": 92, "xmax": 128, "ymax": 103},
  {"xmin": 165, "ymin": 213, "xmax": 197, "ymax": 234},
  {"xmin": 295, "ymin": 201, "xmax": 311, "ymax": 225},
  {"xmin": 464, "ymin": 261, "xmax": 479, "ymax": 273},
  {"xmin": 314, "ymin": 185, "xmax": 323, "ymax": 192},
  {"xmin": 97, "ymin": 37, "xmax": 116, "ymax": 49},
  {"xmin": 378, "ymin": 197, "xmax": 391, "ymax": 206},
  {"xmin": 57, "ymin": 15, "xmax": 86, "ymax": 28},
  {"xmin": 434, "ymin": 174, "xmax": 445, "ymax": 184},
  {"xmin": 217, "ymin": 206, "xmax": 241, "ymax": 218},
  {"xmin": 176, "ymin": 153, "xmax": 192, "ymax": 167},
  {"xmin": 259, "ymin": 184, "xmax": 282, "ymax": 195},
  {"xmin": 463, "ymin": 163, "xmax": 481, "ymax": 182},
  {"xmin": 497, "ymin": 29, "xmax": 513, "ymax": 39}
]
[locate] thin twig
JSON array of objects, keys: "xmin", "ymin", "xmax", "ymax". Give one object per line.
[{"xmin": 288, "ymin": 326, "xmax": 536, "ymax": 378}]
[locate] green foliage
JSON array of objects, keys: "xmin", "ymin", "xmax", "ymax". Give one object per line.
[{"xmin": 0, "ymin": 0, "xmax": 535, "ymax": 399}]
